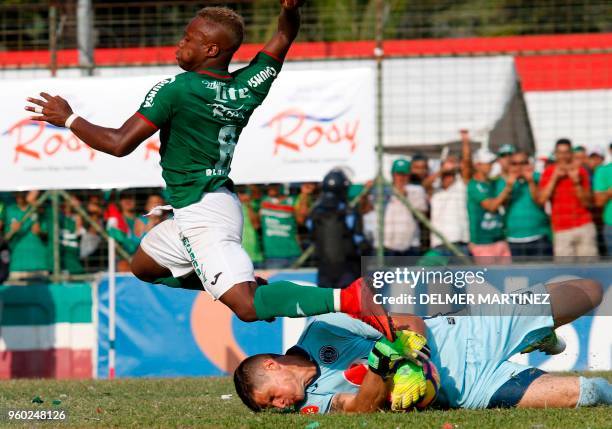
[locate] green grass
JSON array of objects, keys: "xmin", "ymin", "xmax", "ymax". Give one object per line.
[{"xmin": 0, "ymin": 373, "xmax": 610, "ymax": 428}]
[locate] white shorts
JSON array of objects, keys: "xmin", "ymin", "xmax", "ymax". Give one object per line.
[{"xmin": 140, "ymin": 187, "xmax": 255, "ymax": 299}]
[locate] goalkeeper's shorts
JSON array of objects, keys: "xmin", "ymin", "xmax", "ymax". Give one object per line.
[{"xmin": 425, "ymin": 283, "xmax": 554, "ymax": 409}]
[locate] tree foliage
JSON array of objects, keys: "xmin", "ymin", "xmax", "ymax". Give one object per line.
[{"xmin": 0, "ymin": 0, "xmax": 610, "ymax": 51}]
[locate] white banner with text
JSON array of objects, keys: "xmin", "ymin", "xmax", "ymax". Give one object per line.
[{"xmin": 0, "ymin": 68, "xmax": 375, "ymax": 191}]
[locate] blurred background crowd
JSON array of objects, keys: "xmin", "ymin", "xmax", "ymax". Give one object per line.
[{"xmin": 2, "ymin": 132, "xmax": 610, "ymax": 285}]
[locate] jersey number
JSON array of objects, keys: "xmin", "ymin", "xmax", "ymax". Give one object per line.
[{"xmin": 215, "ymin": 125, "xmax": 239, "ymax": 171}]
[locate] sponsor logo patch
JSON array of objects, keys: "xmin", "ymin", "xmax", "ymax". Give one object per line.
[{"xmin": 142, "ymin": 76, "xmax": 175, "ymax": 108}]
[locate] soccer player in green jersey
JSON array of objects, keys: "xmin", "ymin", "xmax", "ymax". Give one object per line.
[{"xmin": 25, "ymin": 1, "xmax": 392, "ymax": 335}]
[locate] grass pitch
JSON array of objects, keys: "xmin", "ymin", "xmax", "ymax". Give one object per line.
[{"xmin": 1, "ymin": 373, "xmax": 610, "ymax": 428}]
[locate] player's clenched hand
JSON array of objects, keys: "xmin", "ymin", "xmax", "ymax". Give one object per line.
[
  {"xmin": 280, "ymin": 0, "xmax": 305, "ymax": 10},
  {"xmin": 391, "ymin": 361, "xmax": 427, "ymax": 411},
  {"xmin": 368, "ymin": 337, "xmax": 404, "ymax": 377},
  {"xmin": 25, "ymin": 92, "xmax": 74, "ymax": 127},
  {"xmin": 392, "ymin": 330, "xmax": 430, "ymax": 366}
]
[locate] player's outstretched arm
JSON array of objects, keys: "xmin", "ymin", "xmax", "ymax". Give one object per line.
[
  {"xmin": 262, "ymin": 0, "xmax": 304, "ymax": 60},
  {"xmin": 25, "ymin": 92, "xmax": 156, "ymax": 157}
]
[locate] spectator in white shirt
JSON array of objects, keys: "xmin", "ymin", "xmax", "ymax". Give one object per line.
[
  {"xmin": 429, "ymin": 130, "xmax": 473, "ymax": 257},
  {"xmin": 383, "ymin": 158, "xmax": 428, "ymax": 256}
]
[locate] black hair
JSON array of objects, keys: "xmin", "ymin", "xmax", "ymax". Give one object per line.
[
  {"xmin": 411, "ymin": 153, "xmax": 428, "ymax": 162},
  {"xmin": 555, "ymin": 138, "xmax": 572, "ymax": 149},
  {"xmin": 233, "ymin": 354, "xmax": 280, "ymax": 412}
]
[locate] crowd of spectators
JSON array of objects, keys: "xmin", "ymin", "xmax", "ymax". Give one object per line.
[
  {"xmin": 376, "ymin": 134, "xmax": 611, "ymax": 264},
  {"xmin": 0, "ymin": 134, "xmax": 611, "ymax": 282}
]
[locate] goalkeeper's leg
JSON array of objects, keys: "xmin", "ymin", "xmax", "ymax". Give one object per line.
[
  {"xmin": 516, "ymin": 375, "xmax": 611, "ymax": 408},
  {"xmin": 520, "ymin": 278, "xmax": 602, "ymax": 355},
  {"xmin": 546, "ymin": 278, "xmax": 603, "ymax": 327}
]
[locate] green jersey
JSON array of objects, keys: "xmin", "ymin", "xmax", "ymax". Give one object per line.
[
  {"xmin": 593, "ymin": 163, "xmax": 612, "ymax": 225},
  {"xmin": 61, "ymin": 215, "xmax": 83, "ymax": 274},
  {"xmin": 241, "ymin": 203, "xmax": 263, "ymax": 264},
  {"xmin": 496, "ymin": 175, "xmax": 551, "ymax": 240},
  {"xmin": 137, "ymin": 52, "xmax": 283, "ymax": 208},
  {"xmin": 48, "ymin": 214, "xmax": 84, "ymax": 274},
  {"xmin": 260, "ymin": 196, "xmax": 301, "ymax": 259},
  {"xmin": 467, "ymin": 178, "xmax": 505, "ymax": 245},
  {"xmin": 4, "ymin": 204, "xmax": 49, "ymax": 272}
]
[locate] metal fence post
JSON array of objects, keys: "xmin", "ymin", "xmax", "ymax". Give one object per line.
[
  {"xmin": 51, "ymin": 190, "xmax": 61, "ymax": 282},
  {"xmin": 108, "ymin": 238, "xmax": 116, "ymax": 379},
  {"xmin": 49, "ymin": 2, "xmax": 57, "ymax": 77},
  {"xmin": 77, "ymin": 0, "xmax": 94, "ymax": 76},
  {"xmin": 374, "ymin": 0, "xmax": 386, "ymax": 267}
]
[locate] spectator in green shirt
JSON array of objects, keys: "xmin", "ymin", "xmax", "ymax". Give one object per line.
[
  {"xmin": 467, "ymin": 149, "xmax": 513, "ymax": 264},
  {"xmin": 496, "ymin": 143, "xmax": 516, "ymax": 179},
  {"xmin": 498, "ymin": 151, "xmax": 552, "ymax": 260},
  {"xmin": 106, "ymin": 190, "xmax": 141, "ymax": 272},
  {"xmin": 3, "ymin": 191, "xmax": 49, "ymax": 274},
  {"xmin": 47, "ymin": 194, "xmax": 85, "ymax": 275},
  {"xmin": 260, "ymin": 184, "xmax": 302, "ymax": 268},
  {"xmin": 593, "ymin": 143, "xmax": 612, "ymax": 255},
  {"xmin": 237, "ymin": 186, "xmax": 264, "ymax": 268}
]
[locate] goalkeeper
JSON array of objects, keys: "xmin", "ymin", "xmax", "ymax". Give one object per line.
[{"xmin": 234, "ymin": 278, "xmax": 611, "ymax": 413}]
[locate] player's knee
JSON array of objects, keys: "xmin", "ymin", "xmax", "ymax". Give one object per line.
[
  {"xmin": 234, "ymin": 290, "xmax": 259, "ymax": 322},
  {"xmin": 232, "ymin": 302, "xmax": 258, "ymax": 322},
  {"xmin": 220, "ymin": 281, "xmax": 259, "ymax": 322},
  {"xmin": 581, "ymin": 279, "xmax": 603, "ymax": 309},
  {"xmin": 130, "ymin": 257, "xmax": 154, "ymax": 283}
]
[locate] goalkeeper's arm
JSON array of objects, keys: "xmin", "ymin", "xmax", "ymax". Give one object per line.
[
  {"xmin": 330, "ymin": 334, "xmax": 403, "ymax": 413},
  {"xmin": 330, "ymin": 370, "xmax": 391, "ymax": 413},
  {"xmin": 391, "ymin": 314, "xmax": 427, "ymax": 336}
]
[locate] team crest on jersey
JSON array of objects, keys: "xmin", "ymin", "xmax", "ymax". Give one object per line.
[
  {"xmin": 300, "ymin": 405, "xmax": 319, "ymax": 414},
  {"xmin": 318, "ymin": 345, "xmax": 338, "ymax": 364}
]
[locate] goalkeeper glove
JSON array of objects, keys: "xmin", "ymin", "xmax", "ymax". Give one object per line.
[
  {"xmin": 392, "ymin": 330, "xmax": 430, "ymax": 364},
  {"xmin": 368, "ymin": 337, "xmax": 404, "ymax": 378},
  {"xmin": 391, "ymin": 360, "xmax": 427, "ymax": 411}
]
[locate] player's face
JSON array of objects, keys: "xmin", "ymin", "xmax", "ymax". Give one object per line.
[
  {"xmin": 176, "ymin": 17, "xmax": 217, "ymax": 71},
  {"xmin": 252, "ymin": 368, "xmax": 305, "ymax": 410}
]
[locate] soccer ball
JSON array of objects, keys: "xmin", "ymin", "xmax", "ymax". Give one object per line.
[
  {"xmin": 393, "ymin": 357, "xmax": 441, "ymax": 411},
  {"xmin": 415, "ymin": 357, "xmax": 441, "ymax": 410}
]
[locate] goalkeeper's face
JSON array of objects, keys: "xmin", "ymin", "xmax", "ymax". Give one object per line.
[{"xmin": 251, "ymin": 362, "xmax": 306, "ymax": 410}]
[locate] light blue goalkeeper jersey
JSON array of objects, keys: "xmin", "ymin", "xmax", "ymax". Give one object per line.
[
  {"xmin": 292, "ymin": 313, "xmax": 382, "ymax": 414},
  {"xmin": 293, "ymin": 298, "xmax": 554, "ymax": 413}
]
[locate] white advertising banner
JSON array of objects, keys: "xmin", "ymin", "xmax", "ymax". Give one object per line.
[{"xmin": 0, "ymin": 68, "xmax": 375, "ymax": 191}]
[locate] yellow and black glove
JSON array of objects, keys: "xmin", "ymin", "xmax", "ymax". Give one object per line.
[
  {"xmin": 367, "ymin": 337, "xmax": 404, "ymax": 378},
  {"xmin": 392, "ymin": 330, "xmax": 430, "ymax": 364},
  {"xmin": 391, "ymin": 360, "xmax": 427, "ymax": 411}
]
